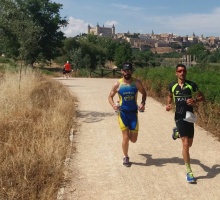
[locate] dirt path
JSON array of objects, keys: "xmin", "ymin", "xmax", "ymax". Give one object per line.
[{"xmin": 56, "ymin": 77, "xmax": 220, "ymax": 200}]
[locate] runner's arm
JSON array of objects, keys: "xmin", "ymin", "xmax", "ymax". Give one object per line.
[
  {"xmin": 187, "ymin": 90, "xmax": 205, "ymax": 105},
  {"xmin": 108, "ymin": 82, "xmax": 120, "ymax": 110},
  {"xmin": 166, "ymin": 92, "xmax": 173, "ymax": 111},
  {"xmin": 136, "ymin": 80, "xmax": 147, "ymax": 109}
]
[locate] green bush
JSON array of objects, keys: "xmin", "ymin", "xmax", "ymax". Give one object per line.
[
  {"xmin": 135, "ymin": 66, "xmax": 220, "ymax": 104},
  {"xmin": 0, "ymin": 58, "xmax": 17, "ymax": 73}
]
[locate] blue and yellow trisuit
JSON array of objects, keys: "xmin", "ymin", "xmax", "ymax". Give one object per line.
[{"xmin": 117, "ymin": 78, "xmax": 139, "ymax": 132}]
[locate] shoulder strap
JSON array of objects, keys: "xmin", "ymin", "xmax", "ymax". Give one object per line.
[
  {"xmin": 171, "ymin": 83, "xmax": 178, "ymax": 102},
  {"xmin": 118, "ymin": 78, "xmax": 123, "ymax": 83},
  {"xmin": 171, "ymin": 83, "xmax": 178, "ymax": 94},
  {"xmin": 185, "ymin": 82, "xmax": 193, "ymax": 92}
]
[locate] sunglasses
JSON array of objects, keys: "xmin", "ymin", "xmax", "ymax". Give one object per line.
[{"xmin": 176, "ymin": 69, "xmax": 186, "ymax": 73}]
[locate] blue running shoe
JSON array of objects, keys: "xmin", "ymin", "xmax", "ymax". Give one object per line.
[
  {"xmin": 186, "ymin": 173, "xmax": 196, "ymax": 183},
  {"xmin": 172, "ymin": 127, "xmax": 180, "ymax": 140}
]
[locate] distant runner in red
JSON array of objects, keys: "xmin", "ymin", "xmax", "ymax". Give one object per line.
[{"xmin": 63, "ymin": 61, "xmax": 71, "ymax": 78}]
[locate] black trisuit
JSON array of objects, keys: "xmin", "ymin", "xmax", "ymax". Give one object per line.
[{"xmin": 168, "ymin": 80, "xmax": 198, "ymax": 138}]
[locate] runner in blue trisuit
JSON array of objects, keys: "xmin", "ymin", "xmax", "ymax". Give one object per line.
[{"xmin": 108, "ymin": 62, "xmax": 147, "ymax": 167}]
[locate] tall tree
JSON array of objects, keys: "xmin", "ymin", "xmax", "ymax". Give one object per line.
[
  {"xmin": 79, "ymin": 40, "xmax": 106, "ymax": 70},
  {"xmin": 0, "ymin": 0, "xmax": 67, "ymax": 65},
  {"xmin": 186, "ymin": 43, "xmax": 208, "ymax": 62},
  {"xmin": 114, "ymin": 42, "xmax": 132, "ymax": 67},
  {"xmin": 97, "ymin": 37, "xmax": 119, "ymax": 62}
]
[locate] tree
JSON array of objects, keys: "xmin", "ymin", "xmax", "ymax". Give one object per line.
[
  {"xmin": 59, "ymin": 37, "xmax": 80, "ymax": 63},
  {"xmin": 0, "ymin": 0, "xmax": 67, "ymax": 65},
  {"xmin": 114, "ymin": 42, "xmax": 132, "ymax": 67},
  {"xmin": 186, "ymin": 43, "xmax": 209, "ymax": 62},
  {"xmin": 133, "ymin": 50, "xmax": 155, "ymax": 67},
  {"xmin": 187, "ymin": 43, "xmax": 206, "ymax": 55},
  {"xmin": 79, "ymin": 40, "xmax": 106, "ymax": 70},
  {"xmin": 69, "ymin": 48, "xmax": 85, "ymax": 69},
  {"xmin": 97, "ymin": 37, "xmax": 119, "ymax": 62}
]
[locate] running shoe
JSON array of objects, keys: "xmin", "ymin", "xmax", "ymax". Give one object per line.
[
  {"xmin": 172, "ymin": 127, "xmax": 180, "ymax": 140},
  {"xmin": 123, "ymin": 156, "xmax": 130, "ymax": 167},
  {"xmin": 186, "ymin": 172, "xmax": 196, "ymax": 183}
]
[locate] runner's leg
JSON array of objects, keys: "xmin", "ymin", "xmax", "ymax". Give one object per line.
[
  {"xmin": 129, "ymin": 131, "xmax": 138, "ymax": 143},
  {"xmin": 181, "ymin": 137, "xmax": 193, "ymax": 173},
  {"xmin": 122, "ymin": 129, "xmax": 129, "ymax": 157},
  {"xmin": 181, "ymin": 136, "xmax": 190, "ymax": 163}
]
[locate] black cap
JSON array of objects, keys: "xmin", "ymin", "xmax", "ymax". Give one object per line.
[{"xmin": 122, "ymin": 62, "xmax": 132, "ymax": 70}]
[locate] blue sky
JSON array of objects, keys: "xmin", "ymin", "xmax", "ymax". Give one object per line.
[{"xmin": 53, "ymin": 0, "xmax": 220, "ymax": 37}]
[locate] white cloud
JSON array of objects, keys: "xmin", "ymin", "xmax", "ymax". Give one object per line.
[
  {"xmin": 61, "ymin": 7, "xmax": 220, "ymax": 37},
  {"xmin": 62, "ymin": 17, "xmax": 89, "ymax": 37},
  {"xmin": 61, "ymin": 18, "xmax": 119, "ymax": 37},
  {"xmin": 150, "ymin": 7, "xmax": 220, "ymax": 36},
  {"xmin": 104, "ymin": 20, "xmax": 118, "ymax": 27}
]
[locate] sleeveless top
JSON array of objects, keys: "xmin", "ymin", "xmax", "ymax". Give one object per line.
[{"xmin": 118, "ymin": 78, "xmax": 138, "ymax": 112}]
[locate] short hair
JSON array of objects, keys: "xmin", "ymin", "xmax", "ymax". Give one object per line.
[{"xmin": 176, "ymin": 64, "xmax": 186, "ymax": 71}]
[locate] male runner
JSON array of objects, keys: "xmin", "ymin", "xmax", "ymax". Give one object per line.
[
  {"xmin": 166, "ymin": 64, "xmax": 204, "ymax": 183},
  {"xmin": 63, "ymin": 61, "xmax": 71, "ymax": 78},
  {"xmin": 108, "ymin": 62, "xmax": 147, "ymax": 167}
]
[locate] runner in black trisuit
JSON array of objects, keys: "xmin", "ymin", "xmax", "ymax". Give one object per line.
[{"xmin": 166, "ymin": 64, "xmax": 205, "ymax": 183}]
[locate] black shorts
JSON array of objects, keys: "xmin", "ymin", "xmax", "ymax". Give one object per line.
[
  {"xmin": 63, "ymin": 70, "xmax": 71, "ymax": 74},
  {"xmin": 175, "ymin": 119, "xmax": 194, "ymax": 138}
]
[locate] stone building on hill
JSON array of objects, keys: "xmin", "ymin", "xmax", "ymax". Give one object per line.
[{"xmin": 88, "ymin": 23, "xmax": 115, "ymax": 37}]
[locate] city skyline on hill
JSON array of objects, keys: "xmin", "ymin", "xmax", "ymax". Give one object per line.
[{"xmin": 54, "ymin": 0, "xmax": 220, "ymax": 38}]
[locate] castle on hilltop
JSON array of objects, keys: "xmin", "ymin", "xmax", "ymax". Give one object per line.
[
  {"xmin": 86, "ymin": 24, "xmax": 220, "ymax": 57},
  {"xmin": 88, "ymin": 23, "xmax": 115, "ymax": 37}
]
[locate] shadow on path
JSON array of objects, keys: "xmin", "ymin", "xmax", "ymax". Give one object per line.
[
  {"xmin": 131, "ymin": 154, "xmax": 220, "ymax": 180},
  {"xmin": 77, "ymin": 110, "xmax": 115, "ymax": 123},
  {"xmin": 65, "ymin": 84, "xmax": 82, "ymax": 88}
]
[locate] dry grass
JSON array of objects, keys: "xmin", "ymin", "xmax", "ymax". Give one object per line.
[{"xmin": 0, "ymin": 69, "xmax": 76, "ymax": 199}]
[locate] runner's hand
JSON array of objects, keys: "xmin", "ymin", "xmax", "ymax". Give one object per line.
[
  {"xmin": 113, "ymin": 103, "xmax": 119, "ymax": 111},
  {"xmin": 138, "ymin": 104, "xmax": 145, "ymax": 112},
  {"xmin": 166, "ymin": 104, "xmax": 172, "ymax": 111},
  {"xmin": 186, "ymin": 98, "xmax": 196, "ymax": 106}
]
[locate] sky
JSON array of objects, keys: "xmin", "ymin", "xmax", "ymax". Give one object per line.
[{"xmin": 53, "ymin": 0, "xmax": 220, "ymax": 38}]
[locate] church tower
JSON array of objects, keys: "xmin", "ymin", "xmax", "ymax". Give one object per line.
[
  {"xmin": 88, "ymin": 24, "xmax": 91, "ymax": 34},
  {"xmin": 112, "ymin": 24, "xmax": 115, "ymax": 35}
]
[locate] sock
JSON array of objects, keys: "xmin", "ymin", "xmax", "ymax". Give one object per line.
[{"xmin": 185, "ymin": 163, "xmax": 192, "ymax": 173}]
